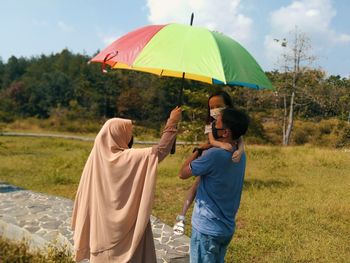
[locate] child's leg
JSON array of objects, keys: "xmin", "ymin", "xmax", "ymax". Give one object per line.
[
  {"xmin": 180, "ymin": 177, "xmax": 200, "ymax": 216},
  {"xmin": 174, "ymin": 177, "xmax": 200, "ymax": 235}
]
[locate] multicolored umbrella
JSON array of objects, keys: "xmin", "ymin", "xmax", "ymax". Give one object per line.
[
  {"xmin": 91, "ymin": 18, "xmax": 273, "ymax": 153},
  {"xmin": 90, "ymin": 23, "xmax": 273, "ymax": 91}
]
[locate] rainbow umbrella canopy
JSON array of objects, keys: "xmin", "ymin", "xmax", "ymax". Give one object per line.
[{"xmin": 90, "ymin": 23, "xmax": 274, "ymax": 91}]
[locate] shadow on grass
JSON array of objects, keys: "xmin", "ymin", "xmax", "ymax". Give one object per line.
[
  {"xmin": 0, "ymin": 182, "xmax": 24, "ymax": 193},
  {"xmin": 244, "ymin": 178, "xmax": 295, "ymax": 190}
]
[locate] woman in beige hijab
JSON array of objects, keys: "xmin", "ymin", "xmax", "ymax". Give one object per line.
[{"xmin": 71, "ymin": 107, "xmax": 182, "ymax": 263}]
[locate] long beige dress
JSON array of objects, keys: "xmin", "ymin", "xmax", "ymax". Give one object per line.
[{"xmin": 71, "ymin": 117, "xmax": 178, "ymax": 263}]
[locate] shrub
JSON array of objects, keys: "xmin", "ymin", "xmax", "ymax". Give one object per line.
[
  {"xmin": 336, "ymin": 125, "xmax": 350, "ymax": 148},
  {"xmin": 179, "ymin": 120, "xmax": 205, "ymax": 142},
  {"xmin": 132, "ymin": 124, "xmax": 159, "ymax": 141},
  {"xmin": 0, "ymin": 111, "xmax": 14, "ymax": 123},
  {"xmin": 292, "ymin": 119, "xmax": 349, "ymax": 147},
  {"xmin": 245, "ymin": 114, "xmax": 269, "ymax": 144},
  {"xmin": 292, "ymin": 128, "xmax": 309, "ymax": 145}
]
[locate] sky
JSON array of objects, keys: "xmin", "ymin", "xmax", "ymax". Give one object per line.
[{"xmin": 1, "ymin": 0, "xmax": 349, "ymax": 77}]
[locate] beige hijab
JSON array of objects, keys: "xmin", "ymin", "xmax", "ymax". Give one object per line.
[{"xmin": 71, "ymin": 118, "xmax": 159, "ymax": 262}]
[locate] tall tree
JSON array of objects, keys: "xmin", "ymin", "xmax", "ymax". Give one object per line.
[
  {"xmin": 0, "ymin": 58, "xmax": 4, "ymax": 90},
  {"xmin": 1, "ymin": 56, "xmax": 27, "ymax": 89},
  {"xmin": 275, "ymin": 28, "xmax": 316, "ymax": 145}
]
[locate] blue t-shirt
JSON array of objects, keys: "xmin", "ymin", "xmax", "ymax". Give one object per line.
[{"xmin": 190, "ymin": 147, "xmax": 246, "ymax": 237}]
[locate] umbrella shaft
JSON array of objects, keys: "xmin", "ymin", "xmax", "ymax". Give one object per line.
[
  {"xmin": 177, "ymin": 73, "xmax": 185, "ymax": 106},
  {"xmin": 176, "ymin": 12, "xmax": 193, "ymax": 106}
]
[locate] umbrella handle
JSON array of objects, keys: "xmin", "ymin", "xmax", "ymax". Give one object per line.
[
  {"xmin": 171, "ymin": 80, "xmax": 184, "ymax": 155},
  {"xmin": 102, "ymin": 51, "xmax": 119, "ymax": 73},
  {"xmin": 170, "ymin": 139, "xmax": 176, "ymax": 154}
]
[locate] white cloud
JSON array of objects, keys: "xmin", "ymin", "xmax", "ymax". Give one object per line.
[
  {"xmin": 95, "ymin": 29, "xmax": 120, "ymax": 47},
  {"xmin": 102, "ymin": 35, "xmax": 118, "ymax": 46},
  {"xmin": 146, "ymin": 0, "xmax": 253, "ymax": 45},
  {"xmin": 33, "ymin": 20, "xmax": 48, "ymax": 27},
  {"xmin": 331, "ymin": 32, "xmax": 350, "ymax": 44},
  {"xmin": 57, "ymin": 21, "xmax": 74, "ymax": 32},
  {"xmin": 264, "ymin": 0, "xmax": 350, "ymax": 69},
  {"xmin": 263, "ymin": 35, "xmax": 286, "ymax": 69}
]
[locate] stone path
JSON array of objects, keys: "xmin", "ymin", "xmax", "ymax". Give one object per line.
[{"xmin": 0, "ymin": 183, "xmax": 190, "ymax": 263}]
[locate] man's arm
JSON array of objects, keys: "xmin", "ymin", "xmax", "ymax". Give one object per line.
[{"xmin": 178, "ymin": 150, "xmax": 200, "ymax": 179}]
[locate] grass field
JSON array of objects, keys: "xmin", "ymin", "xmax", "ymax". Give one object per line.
[{"xmin": 0, "ymin": 135, "xmax": 349, "ymax": 262}]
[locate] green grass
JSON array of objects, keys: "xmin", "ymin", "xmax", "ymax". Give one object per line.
[
  {"xmin": 0, "ymin": 236, "xmax": 74, "ymax": 263},
  {"xmin": 0, "ymin": 136, "xmax": 349, "ymax": 262},
  {"xmin": 0, "ymin": 118, "xmax": 161, "ymax": 141}
]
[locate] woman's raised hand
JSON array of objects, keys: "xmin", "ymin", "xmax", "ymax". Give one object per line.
[{"xmin": 170, "ymin": 106, "xmax": 182, "ymax": 123}]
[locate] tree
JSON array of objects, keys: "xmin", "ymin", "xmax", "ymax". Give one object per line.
[
  {"xmin": 0, "ymin": 58, "xmax": 4, "ymax": 90},
  {"xmin": 1, "ymin": 56, "xmax": 27, "ymax": 89},
  {"xmin": 275, "ymin": 28, "xmax": 316, "ymax": 145}
]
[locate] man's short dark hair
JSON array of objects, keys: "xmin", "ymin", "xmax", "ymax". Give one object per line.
[{"xmin": 222, "ymin": 108, "xmax": 250, "ymax": 140}]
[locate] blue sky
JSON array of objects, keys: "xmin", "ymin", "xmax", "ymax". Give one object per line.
[{"xmin": 1, "ymin": 0, "xmax": 349, "ymax": 77}]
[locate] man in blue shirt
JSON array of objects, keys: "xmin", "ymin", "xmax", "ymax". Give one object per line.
[{"xmin": 179, "ymin": 108, "xmax": 249, "ymax": 263}]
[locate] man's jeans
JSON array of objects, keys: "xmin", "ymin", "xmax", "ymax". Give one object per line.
[{"xmin": 190, "ymin": 228, "xmax": 232, "ymax": 263}]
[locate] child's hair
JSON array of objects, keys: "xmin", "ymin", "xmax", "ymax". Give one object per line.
[
  {"xmin": 206, "ymin": 90, "xmax": 234, "ymax": 124},
  {"xmin": 222, "ymin": 108, "xmax": 250, "ymax": 140}
]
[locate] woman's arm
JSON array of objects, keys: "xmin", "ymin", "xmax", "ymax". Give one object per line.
[{"xmin": 152, "ymin": 107, "xmax": 182, "ymax": 162}]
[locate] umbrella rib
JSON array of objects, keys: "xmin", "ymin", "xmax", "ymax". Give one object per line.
[
  {"xmin": 209, "ymin": 33, "xmax": 227, "ymax": 84},
  {"xmin": 177, "ymin": 25, "xmax": 192, "ymax": 80}
]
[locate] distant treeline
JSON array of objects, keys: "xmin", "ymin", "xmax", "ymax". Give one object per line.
[{"xmin": 0, "ymin": 49, "xmax": 349, "ymax": 144}]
